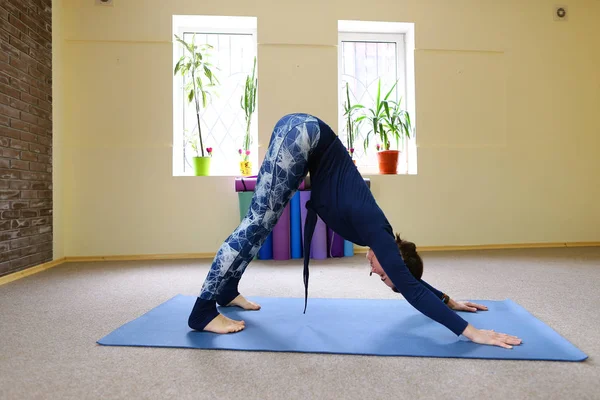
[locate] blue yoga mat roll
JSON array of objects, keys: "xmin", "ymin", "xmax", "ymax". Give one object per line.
[
  {"xmin": 272, "ymin": 204, "xmax": 290, "ymax": 260},
  {"xmin": 258, "ymin": 234, "xmax": 273, "ymax": 260},
  {"xmin": 344, "ymin": 240, "xmax": 354, "ymax": 257},
  {"xmin": 290, "ymin": 191, "xmax": 302, "ymax": 259}
]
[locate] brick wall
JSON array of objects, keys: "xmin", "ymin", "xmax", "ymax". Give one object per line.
[{"xmin": 0, "ymin": 0, "xmax": 52, "ymax": 277}]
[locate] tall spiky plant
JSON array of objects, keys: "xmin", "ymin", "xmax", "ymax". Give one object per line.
[
  {"xmin": 174, "ymin": 34, "xmax": 219, "ymax": 158},
  {"xmin": 240, "ymin": 56, "xmax": 257, "ymax": 162},
  {"xmin": 342, "ymin": 82, "xmax": 364, "ymax": 158},
  {"xmin": 361, "ymin": 78, "xmax": 398, "ymax": 151},
  {"xmin": 382, "ymin": 97, "xmax": 413, "ymax": 151}
]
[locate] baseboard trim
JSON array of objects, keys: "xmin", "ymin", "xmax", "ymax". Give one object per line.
[
  {"xmin": 1, "ymin": 242, "xmax": 598, "ymax": 286},
  {"xmin": 64, "ymin": 253, "xmax": 215, "ymax": 262},
  {"xmin": 0, "ymin": 254, "xmax": 213, "ymax": 286},
  {"xmin": 564, "ymin": 242, "xmax": 600, "ymax": 248},
  {"xmin": 0, "ymin": 257, "xmax": 66, "ymax": 286},
  {"xmin": 418, "ymin": 242, "xmax": 600, "ymax": 252},
  {"xmin": 355, "ymin": 241, "xmax": 600, "ymax": 253}
]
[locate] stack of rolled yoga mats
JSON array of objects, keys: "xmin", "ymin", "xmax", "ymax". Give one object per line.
[{"xmin": 235, "ymin": 176, "xmax": 371, "ymax": 260}]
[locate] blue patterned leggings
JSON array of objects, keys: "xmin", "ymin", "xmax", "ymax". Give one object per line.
[{"xmin": 198, "ymin": 113, "xmax": 324, "ymax": 304}]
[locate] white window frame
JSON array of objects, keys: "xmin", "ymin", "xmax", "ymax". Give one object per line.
[
  {"xmin": 172, "ymin": 16, "xmax": 257, "ymax": 176},
  {"xmin": 339, "ymin": 32, "xmax": 407, "ymax": 109},
  {"xmin": 338, "ymin": 21, "xmax": 417, "ymax": 175}
]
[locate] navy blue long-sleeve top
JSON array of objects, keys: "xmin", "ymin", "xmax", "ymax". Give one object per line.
[{"xmin": 304, "ymin": 120, "xmax": 469, "ymax": 337}]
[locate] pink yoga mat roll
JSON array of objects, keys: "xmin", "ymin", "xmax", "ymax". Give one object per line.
[
  {"xmin": 299, "ymin": 191, "xmax": 327, "ymax": 260},
  {"xmin": 272, "ymin": 203, "xmax": 290, "ymax": 260},
  {"xmin": 235, "ymin": 176, "xmax": 306, "ymax": 192}
]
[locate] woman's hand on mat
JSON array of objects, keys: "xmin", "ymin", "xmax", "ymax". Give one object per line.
[
  {"xmin": 462, "ymin": 324, "xmax": 522, "ymax": 349},
  {"xmin": 449, "ymin": 299, "xmax": 488, "ymax": 312}
]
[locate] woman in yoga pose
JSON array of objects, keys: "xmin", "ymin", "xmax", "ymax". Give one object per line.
[{"xmin": 189, "ymin": 113, "xmax": 522, "ymax": 349}]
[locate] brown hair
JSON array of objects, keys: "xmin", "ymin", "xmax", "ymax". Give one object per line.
[{"xmin": 391, "ymin": 234, "xmax": 423, "ymax": 294}]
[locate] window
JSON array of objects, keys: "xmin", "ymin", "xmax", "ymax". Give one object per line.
[
  {"xmin": 172, "ymin": 16, "xmax": 258, "ymax": 176},
  {"xmin": 338, "ymin": 21, "xmax": 417, "ymax": 174}
]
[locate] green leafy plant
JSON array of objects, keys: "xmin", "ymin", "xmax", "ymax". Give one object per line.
[
  {"xmin": 184, "ymin": 131, "xmax": 212, "ymax": 159},
  {"xmin": 342, "ymin": 82, "xmax": 364, "ymax": 159},
  {"xmin": 361, "ymin": 78, "xmax": 401, "ymax": 151},
  {"xmin": 240, "ymin": 56, "xmax": 257, "ymax": 162},
  {"xmin": 382, "ymin": 97, "xmax": 413, "ymax": 151},
  {"xmin": 174, "ymin": 33, "xmax": 219, "ymax": 158},
  {"xmin": 183, "ymin": 130, "xmax": 199, "ymax": 155}
]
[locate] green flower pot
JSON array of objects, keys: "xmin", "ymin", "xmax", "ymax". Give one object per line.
[{"xmin": 192, "ymin": 157, "xmax": 211, "ymax": 176}]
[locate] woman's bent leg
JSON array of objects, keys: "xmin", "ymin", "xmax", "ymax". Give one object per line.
[{"xmin": 189, "ymin": 113, "xmax": 322, "ymax": 332}]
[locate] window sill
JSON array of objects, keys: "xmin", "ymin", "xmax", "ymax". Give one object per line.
[
  {"xmin": 354, "ymin": 165, "xmax": 416, "ymax": 176},
  {"xmin": 173, "ymin": 171, "xmax": 417, "ymax": 178},
  {"xmin": 358, "ymin": 172, "xmax": 417, "ymax": 176},
  {"xmin": 173, "ymin": 174, "xmax": 245, "ymax": 178}
]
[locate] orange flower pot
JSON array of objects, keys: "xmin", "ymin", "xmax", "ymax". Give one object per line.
[{"xmin": 377, "ymin": 150, "xmax": 399, "ymax": 174}]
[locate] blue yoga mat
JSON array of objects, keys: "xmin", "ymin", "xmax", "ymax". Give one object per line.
[{"xmin": 97, "ymin": 295, "xmax": 587, "ymax": 361}]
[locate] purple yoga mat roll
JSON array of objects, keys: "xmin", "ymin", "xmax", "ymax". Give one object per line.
[
  {"xmin": 235, "ymin": 176, "xmax": 306, "ymax": 192},
  {"xmin": 299, "ymin": 191, "xmax": 327, "ymax": 260},
  {"xmin": 312, "ymin": 217, "xmax": 327, "ymax": 259},
  {"xmin": 328, "ymin": 228, "xmax": 344, "ymax": 258},
  {"xmin": 272, "ymin": 203, "xmax": 290, "ymax": 260}
]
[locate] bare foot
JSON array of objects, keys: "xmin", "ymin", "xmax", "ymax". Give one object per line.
[
  {"xmin": 203, "ymin": 313, "xmax": 245, "ymax": 334},
  {"xmin": 227, "ymin": 294, "xmax": 261, "ymax": 311},
  {"xmin": 228, "ymin": 315, "xmax": 245, "ymax": 326}
]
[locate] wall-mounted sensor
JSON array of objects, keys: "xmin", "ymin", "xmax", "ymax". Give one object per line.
[
  {"xmin": 554, "ymin": 5, "xmax": 568, "ymax": 21},
  {"xmin": 95, "ymin": 0, "xmax": 114, "ymax": 6}
]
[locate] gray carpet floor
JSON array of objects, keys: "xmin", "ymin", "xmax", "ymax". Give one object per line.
[{"xmin": 1, "ymin": 247, "xmax": 599, "ymax": 400}]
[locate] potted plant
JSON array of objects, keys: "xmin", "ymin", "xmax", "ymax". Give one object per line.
[
  {"xmin": 342, "ymin": 82, "xmax": 364, "ymax": 165},
  {"xmin": 381, "ymin": 96, "xmax": 413, "ymax": 172},
  {"xmin": 174, "ymin": 33, "xmax": 219, "ymax": 176},
  {"xmin": 239, "ymin": 56, "xmax": 257, "ymax": 176},
  {"xmin": 361, "ymin": 79, "xmax": 412, "ymax": 174}
]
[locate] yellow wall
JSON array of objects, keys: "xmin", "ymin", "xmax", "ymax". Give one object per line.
[
  {"xmin": 52, "ymin": 0, "xmax": 64, "ymax": 260},
  {"xmin": 56, "ymin": 0, "xmax": 600, "ymax": 257}
]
